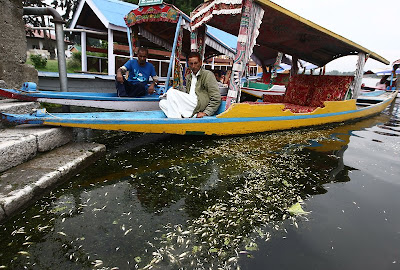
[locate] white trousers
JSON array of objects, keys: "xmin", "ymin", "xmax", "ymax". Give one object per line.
[{"xmin": 159, "ymin": 88, "xmax": 197, "ymax": 118}]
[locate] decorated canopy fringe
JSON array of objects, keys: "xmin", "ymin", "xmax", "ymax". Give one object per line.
[{"xmin": 125, "ymin": 4, "xmax": 180, "ymax": 27}]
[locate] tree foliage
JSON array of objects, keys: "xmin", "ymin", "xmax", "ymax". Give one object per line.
[
  {"xmin": 30, "ymin": 54, "xmax": 47, "ymax": 69},
  {"xmin": 23, "ymin": 0, "xmax": 79, "ymax": 23}
]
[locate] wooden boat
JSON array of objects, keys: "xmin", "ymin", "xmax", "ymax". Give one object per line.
[
  {"xmin": 356, "ymin": 90, "xmax": 396, "ymax": 105},
  {"xmin": 241, "ymin": 80, "xmax": 286, "ymax": 99},
  {"xmin": 1, "ymin": 0, "xmax": 397, "ymax": 136},
  {"xmin": 1, "ymin": 93, "xmax": 396, "ymax": 135},
  {"xmin": 0, "ymin": 85, "xmax": 161, "ymax": 111}
]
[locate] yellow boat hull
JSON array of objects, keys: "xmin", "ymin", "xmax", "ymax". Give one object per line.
[{"xmin": 38, "ymin": 91, "xmax": 396, "ymax": 136}]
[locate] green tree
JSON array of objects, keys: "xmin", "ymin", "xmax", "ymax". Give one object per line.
[{"xmin": 23, "ymin": 0, "xmax": 79, "ymax": 22}]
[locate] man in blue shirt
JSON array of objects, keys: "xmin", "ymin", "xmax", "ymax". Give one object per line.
[{"xmin": 116, "ymin": 47, "xmax": 159, "ymax": 97}]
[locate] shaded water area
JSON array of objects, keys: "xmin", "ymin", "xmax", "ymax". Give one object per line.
[{"xmin": 1, "ymin": 98, "xmax": 400, "ymax": 269}]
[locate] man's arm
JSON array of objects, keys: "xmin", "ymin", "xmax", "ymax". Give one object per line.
[
  {"xmin": 116, "ymin": 66, "xmax": 127, "ymax": 83},
  {"xmin": 200, "ymin": 72, "xmax": 221, "ymax": 117},
  {"xmin": 147, "ymin": 74, "xmax": 159, "ymax": 94},
  {"xmin": 147, "ymin": 65, "xmax": 159, "ymax": 94}
]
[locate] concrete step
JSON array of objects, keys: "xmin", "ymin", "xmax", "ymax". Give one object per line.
[
  {"xmin": 0, "ymin": 99, "xmax": 40, "ymax": 128},
  {"xmin": 0, "ymin": 142, "xmax": 106, "ymax": 223},
  {"xmin": 0, "ymin": 98, "xmax": 40, "ymax": 114},
  {"xmin": 0, "ymin": 124, "xmax": 74, "ymax": 173}
]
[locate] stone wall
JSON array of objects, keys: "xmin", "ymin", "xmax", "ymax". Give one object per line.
[{"xmin": 0, "ymin": 0, "xmax": 38, "ymax": 89}]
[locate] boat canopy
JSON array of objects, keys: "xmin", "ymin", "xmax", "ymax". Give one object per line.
[
  {"xmin": 124, "ymin": 3, "xmax": 235, "ymax": 59},
  {"xmin": 124, "ymin": 3, "xmax": 237, "ymax": 90},
  {"xmin": 190, "ymin": 0, "xmax": 389, "ymax": 67}
]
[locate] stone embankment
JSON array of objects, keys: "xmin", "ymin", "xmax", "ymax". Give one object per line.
[{"xmin": 0, "ymin": 99, "xmax": 105, "ymax": 223}]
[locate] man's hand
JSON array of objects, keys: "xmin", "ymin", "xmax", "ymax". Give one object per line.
[
  {"xmin": 116, "ymin": 69, "xmax": 124, "ymax": 83},
  {"xmin": 196, "ymin": 112, "xmax": 208, "ymax": 118},
  {"xmin": 148, "ymin": 83, "xmax": 155, "ymax": 94}
]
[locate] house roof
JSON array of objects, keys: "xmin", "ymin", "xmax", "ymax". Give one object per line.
[
  {"xmin": 207, "ymin": 25, "xmax": 237, "ymax": 50},
  {"xmin": 70, "ymin": 0, "xmax": 138, "ymax": 31},
  {"xmin": 93, "ymin": 0, "xmax": 138, "ymax": 28},
  {"xmin": 26, "ymin": 28, "xmax": 71, "ymax": 43},
  {"xmin": 27, "ymin": 30, "xmax": 57, "ymax": 40}
]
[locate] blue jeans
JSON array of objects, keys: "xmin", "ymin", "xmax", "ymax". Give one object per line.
[{"xmin": 116, "ymin": 78, "xmax": 147, "ymax": 97}]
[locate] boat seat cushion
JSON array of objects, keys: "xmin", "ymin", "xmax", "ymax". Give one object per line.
[
  {"xmin": 283, "ymin": 75, "xmax": 316, "ymax": 106},
  {"xmin": 262, "ymin": 94, "xmax": 285, "ymax": 103},
  {"xmin": 309, "ymin": 75, "xmax": 353, "ymax": 107},
  {"xmin": 261, "ymin": 75, "xmax": 353, "ymax": 109},
  {"xmin": 283, "ymin": 103, "xmax": 317, "ymax": 113}
]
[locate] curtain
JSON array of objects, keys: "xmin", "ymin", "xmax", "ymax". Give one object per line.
[
  {"xmin": 173, "ymin": 25, "xmax": 184, "ymax": 90},
  {"xmin": 225, "ymin": 0, "xmax": 264, "ymax": 109}
]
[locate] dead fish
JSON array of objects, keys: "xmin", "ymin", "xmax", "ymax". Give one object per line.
[
  {"xmin": 18, "ymin": 251, "xmax": 30, "ymax": 256},
  {"xmin": 93, "ymin": 259, "xmax": 103, "ymax": 267},
  {"xmin": 37, "ymin": 225, "xmax": 51, "ymax": 232},
  {"xmin": 179, "ymin": 251, "xmax": 189, "ymax": 258}
]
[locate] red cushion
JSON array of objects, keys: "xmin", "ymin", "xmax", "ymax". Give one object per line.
[
  {"xmin": 274, "ymin": 73, "xmax": 290, "ymax": 86},
  {"xmin": 263, "ymin": 94, "xmax": 285, "ymax": 103},
  {"xmin": 283, "ymin": 83, "xmax": 312, "ymax": 105},
  {"xmin": 283, "ymin": 75, "xmax": 317, "ymax": 106},
  {"xmin": 283, "ymin": 103, "xmax": 317, "ymax": 113},
  {"xmin": 262, "ymin": 73, "xmax": 271, "ymax": 83},
  {"xmin": 309, "ymin": 76, "xmax": 353, "ymax": 107}
]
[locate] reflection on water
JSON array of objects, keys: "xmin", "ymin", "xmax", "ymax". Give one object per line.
[{"xmin": 0, "ymin": 99, "xmax": 399, "ymax": 269}]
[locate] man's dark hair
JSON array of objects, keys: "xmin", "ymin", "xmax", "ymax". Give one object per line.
[
  {"xmin": 187, "ymin": 51, "xmax": 202, "ymax": 62},
  {"xmin": 137, "ymin": 47, "xmax": 148, "ymax": 55},
  {"xmin": 213, "ymin": 69, "xmax": 222, "ymax": 77}
]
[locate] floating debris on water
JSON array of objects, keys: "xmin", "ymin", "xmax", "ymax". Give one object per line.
[{"xmin": 2, "ymin": 122, "xmax": 396, "ymax": 269}]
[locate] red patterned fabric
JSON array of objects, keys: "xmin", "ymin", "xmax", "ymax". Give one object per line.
[
  {"xmin": 258, "ymin": 75, "xmax": 353, "ymax": 112},
  {"xmin": 172, "ymin": 25, "xmax": 184, "ymax": 90},
  {"xmin": 190, "ymin": 2, "xmax": 242, "ymax": 31},
  {"xmin": 283, "ymin": 75, "xmax": 316, "ymax": 106},
  {"xmin": 309, "ymin": 76, "xmax": 353, "ymax": 107},
  {"xmin": 262, "ymin": 94, "xmax": 284, "ymax": 103},
  {"xmin": 125, "ymin": 4, "xmax": 179, "ymax": 27},
  {"xmin": 283, "ymin": 104, "xmax": 317, "ymax": 113}
]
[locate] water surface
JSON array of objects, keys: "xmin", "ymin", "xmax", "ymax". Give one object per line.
[{"xmin": 1, "ymin": 98, "xmax": 399, "ymax": 269}]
